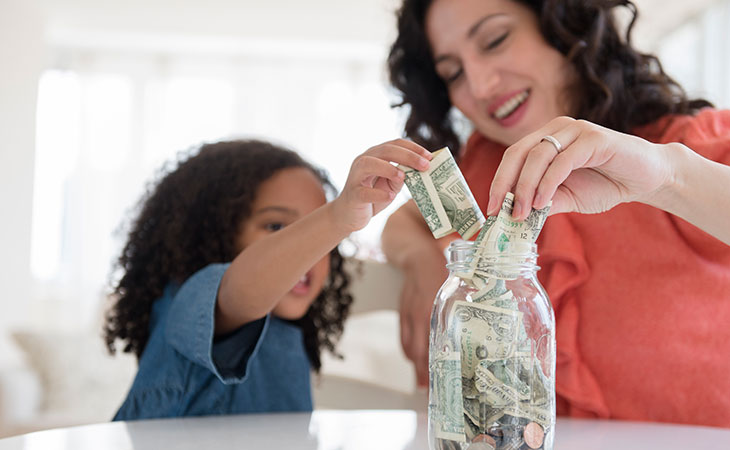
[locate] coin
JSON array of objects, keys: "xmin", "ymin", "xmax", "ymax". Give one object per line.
[
  {"xmin": 466, "ymin": 443, "xmax": 495, "ymax": 450},
  {"xmin": 523, "ymin": 422, "xmax": 544, "ymax": 449},
  {"xmin": 473, "ymin": 434, "xmax": 497, "ymax": 446}
]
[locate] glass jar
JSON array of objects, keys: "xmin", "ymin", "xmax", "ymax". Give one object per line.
[{"xmin": 428, "ymin": 240, "xmax": 555, "ymax": 450}]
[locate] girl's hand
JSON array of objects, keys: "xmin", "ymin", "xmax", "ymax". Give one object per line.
[
  {"xmin": 488, "ymin": 116, "xmax": 674, "ymax": 220},
  {"xmin": 332, "ymin": 139, "xmax": 432, "ymax": 233}
]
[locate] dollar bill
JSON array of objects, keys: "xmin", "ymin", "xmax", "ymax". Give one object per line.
[
  {"xmin": 463, "ymin": 396, "xmax": 505, "ymax": 431},
  {"xmin": 473, "ymin": 366, "xmax": 551, "ymax": 428},
  {"xmin": 450, "ymin": 301, "xmax": 523, "ymax": 378},
  {"xmin": 403, "ymin": 168, "xmax": 450, "ymax": 237},
  {"xmin": 432, "ymin": 352, "xmax": 467, "ymax": 442},
  {"xmin": 479, "ymin": 192, "xmax": 550, "ymax": 248},
  {"xmin": 528, "ymin": 358, "xmax": 552, "ymax": 408},
  {"xmin": 471, "ymin": 279, "xmax": 510, "ymax": 304},
  {"xmin": 401, "ymin": 147, "xmax": 485, "ymax": 240},
  {"xmin": 473, "ymin": 364, "xmax": 524, "ymax": 406},
  {"xmin": 477, "ymin": 360, "xmax": 531, "ymax": 400},
  {"xmin": 468, "ymin": 193, "xmax": 550, "ymax": 279}
]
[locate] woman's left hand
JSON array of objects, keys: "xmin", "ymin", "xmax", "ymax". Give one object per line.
[{"xmin": 487, "ymin": 116, "xmax": 675, "ymax": 220}]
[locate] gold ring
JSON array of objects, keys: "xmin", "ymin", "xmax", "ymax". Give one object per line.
[{"xmin": 540, "ymin": 135, "xmax": 563, "ymax": 153}]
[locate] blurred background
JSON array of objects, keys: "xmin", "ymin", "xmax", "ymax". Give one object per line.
[{"xmin": 1, "ymin": 0, "xmax": 729, "ymax": 436}]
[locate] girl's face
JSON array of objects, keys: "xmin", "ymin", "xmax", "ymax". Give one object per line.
[
  {"xmin": 236, "ymin": 167, "xmax": 330, "ymax": 320},
  {"xmin": 426, "ymin": 0, "xmax": 576, "ymax": 146}
]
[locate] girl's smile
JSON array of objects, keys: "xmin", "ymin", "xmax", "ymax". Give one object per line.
[{"xmin": 290, "ymin": 270, "xmax": 313, "ymax": 296}]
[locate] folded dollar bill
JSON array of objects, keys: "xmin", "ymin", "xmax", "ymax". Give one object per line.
[{"xmin": 400, "ymin": 147, "xmax": 485, "ymax": 240}]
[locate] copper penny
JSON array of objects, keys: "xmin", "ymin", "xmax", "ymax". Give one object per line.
[
  {"xmin": 472, "ymin": 434, "xmax": 496, "ymax": 446},
  {"xmin": 523, "ymin": 422, "xmax": 545, "ymax": 449}
]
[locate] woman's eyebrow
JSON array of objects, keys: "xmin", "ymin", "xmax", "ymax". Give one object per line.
[
  {"xmin": 467, "ymin": 13, "xmax": 507, "ymax": 38},
  {"xmin": 434, "ymin": 13, "xmax": 508, "ymax": 64}
]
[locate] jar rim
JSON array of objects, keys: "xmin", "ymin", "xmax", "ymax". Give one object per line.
[
  {"xmin": 446, "ymin": 239, "xmax": 539, "ymax": 272},
  {"xmin": 448, "ymin": 239, "xmax": 538, "ymax": 254}
]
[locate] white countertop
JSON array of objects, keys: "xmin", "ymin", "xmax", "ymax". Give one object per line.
[{"xmin": 1, "ymin": 409, "xmax": 729, "ymax": 449}]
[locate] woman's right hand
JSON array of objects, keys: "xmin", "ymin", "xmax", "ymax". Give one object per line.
[
  {"xmin": 490, "ymin": 115, "xmax": 730, "ymax": 246},
  {"xmin": 488, "ymin": 116, "xmax": 673, "ymax": 219}
]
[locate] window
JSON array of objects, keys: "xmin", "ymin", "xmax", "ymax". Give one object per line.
[
  {"xmin": 657, "ymin": 0, "xmax": 730, "ymax": 108},
  {"xmin": 31, "ymin": 42, "xmax": 403, "ymax": 324}
]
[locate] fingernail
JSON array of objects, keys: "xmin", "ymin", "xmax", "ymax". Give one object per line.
[
  {"xmin": 398, "ymin": 169, "xmax": 405, "ymax": 179},
  {"xmin": 512, "ymin": 201, "xmax": 522, "ymax": 220},
  {"xmin": 419, "ymin": 158, "xmax": 430, "ymax": 169},
  {"xmin": 487, "ymin": 196, "xmax": 497, "ymax": 215},
  {"xmin": 534, "ymin": 192, "xmax": 543, "ymax": 208}
]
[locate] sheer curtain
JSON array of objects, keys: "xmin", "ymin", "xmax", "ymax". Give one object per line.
[{"xmin": 31, "ymin": 43, "xmax": 403, "ymax": 328}]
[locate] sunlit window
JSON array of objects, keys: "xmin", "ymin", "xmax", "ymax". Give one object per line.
[
  {"xmin": 31, "ymin": 70, "xmax": 81, "ymax": 282},
  {"xmin": 143, "ymin": 77, "xmax": 235, "ymax": 172},
  {"xmin": 31, "ymin": 46, "xmax": 398, "ymax": 318},
  {"xmin": 657, "ymin": 0, "xmax": 730, "ymax": 108}
]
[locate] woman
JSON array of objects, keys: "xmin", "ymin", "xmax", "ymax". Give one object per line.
[{"xmin": 382, "ymin": 0, "xmax": 730, "ymax": 426}]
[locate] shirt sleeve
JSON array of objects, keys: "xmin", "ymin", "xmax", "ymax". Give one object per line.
[{"xmin": 164, "ymin": 263, "xmax": 271, "ymax": 384}]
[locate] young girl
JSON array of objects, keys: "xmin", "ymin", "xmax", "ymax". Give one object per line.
[{"xmin": 104, "ymin": 138, "xmax": 431, "ymax": 420}]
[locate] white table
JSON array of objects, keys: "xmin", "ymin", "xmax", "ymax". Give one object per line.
[{"xmin": 0, "ymin": 410, "xmax": 728, "ymax": 449}]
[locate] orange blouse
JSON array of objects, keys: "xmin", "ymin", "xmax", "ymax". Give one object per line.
[{"xmin": 458, "ymin": 109, "xmax": 730, "ymax": 427}]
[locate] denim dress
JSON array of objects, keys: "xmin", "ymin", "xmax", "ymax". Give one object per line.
[{"xmin": 113, "ymin": 264, "xmax": 312, "ymax": 420}]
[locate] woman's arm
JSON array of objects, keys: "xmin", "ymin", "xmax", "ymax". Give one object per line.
[
  {"xmin": 381, "ymin": 200, "xmax": 454, "ymax": 387},
  {"xmin": 647, "ymin": 143, "xmax": 730, "ymax": 246}
]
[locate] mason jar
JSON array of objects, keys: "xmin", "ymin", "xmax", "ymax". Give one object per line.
[{"xmin": 428, "ymin": 240, "xmax": 555, "ymax": 450}]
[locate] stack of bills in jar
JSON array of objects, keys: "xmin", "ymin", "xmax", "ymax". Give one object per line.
[{"xmin": 400, "ymin": 146, "xmax": 553, "ymax": 450}]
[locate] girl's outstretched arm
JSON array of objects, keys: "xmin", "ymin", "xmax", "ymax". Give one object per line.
[{"xmin": 215, "ymin": 139, "xmax": 432, "ymax": 333}]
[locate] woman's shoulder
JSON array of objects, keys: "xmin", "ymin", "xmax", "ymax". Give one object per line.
[{"xmin": 634, "ymin": 108, "xmax": 730, "ymax": 145}]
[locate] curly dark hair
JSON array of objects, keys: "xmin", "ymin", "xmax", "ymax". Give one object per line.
[
  {"xmin": 388, "ymin": 0, "xmax": 713, "ymax": 153},
  {"xmin": 103, "ymin": 139, "xmax": 353, "ymax": 372}
]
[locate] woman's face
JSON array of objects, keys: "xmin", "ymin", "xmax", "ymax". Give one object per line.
[
  {"xmin": 426, "ymin": 0, "xmax": 575, "ymax": 146},
  {"xmin": 236, "ymin": 167, "xmax": 330, "ymax": 320}
]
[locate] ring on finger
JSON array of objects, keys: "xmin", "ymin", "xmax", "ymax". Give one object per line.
[{"xmin": 540, "ymin": 135, "xmax": 563, "ymax": 154}]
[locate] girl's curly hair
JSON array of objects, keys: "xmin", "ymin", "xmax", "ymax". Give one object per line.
[
  {"xmin": 103, "ymin": 139, "xmax": 352, "ymax": 372},
  {"xmin": 388, "ymin": 0, "xmax": 713, "ymax": 153}
]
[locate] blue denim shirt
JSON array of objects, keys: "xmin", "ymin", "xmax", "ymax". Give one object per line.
[{"xmin": 113, "ymin": 263, "xmax": 312, "ymax": 420}]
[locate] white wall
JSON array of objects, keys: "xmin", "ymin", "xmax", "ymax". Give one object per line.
[
  {"xmin": 0, "ymin": 0, "xmax": 45, "ymax": 361},
  {"xmin": 39, "ymin": 0, "xmax": 400, "ymax": 50}
]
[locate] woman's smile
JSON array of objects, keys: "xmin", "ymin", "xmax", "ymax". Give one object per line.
[
  {"xmin": 426, "ymin": 0, "xmax": 575, "ymax": 146},
  {"xmin": 490, "ymin": 88, "xmax": 531, "ymax": 126}
]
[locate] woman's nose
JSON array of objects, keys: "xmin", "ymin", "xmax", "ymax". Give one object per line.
[{"xmin": 464, "ymin": 60, "xmax": 500, "ymax": 100}]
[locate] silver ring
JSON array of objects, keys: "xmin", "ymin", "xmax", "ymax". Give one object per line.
[{"xmin": 540, "ymin": 135, "xmax": 563, "ymax": 153}]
